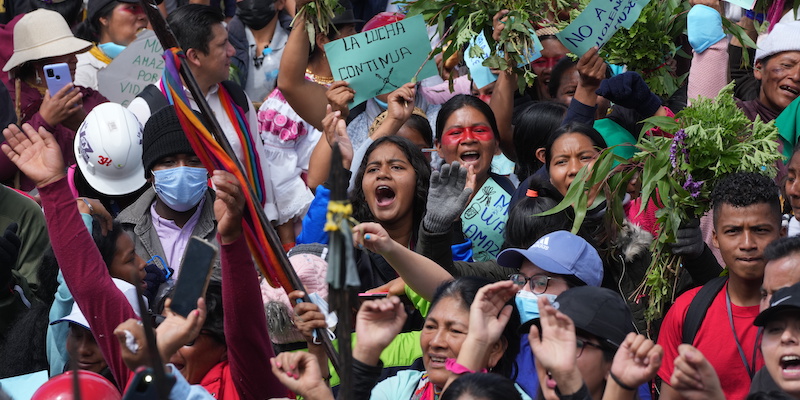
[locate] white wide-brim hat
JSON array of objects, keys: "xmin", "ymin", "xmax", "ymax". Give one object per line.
[{"xmin": 3, "ymin": 9, "xmax": 92, "ymax": 72}]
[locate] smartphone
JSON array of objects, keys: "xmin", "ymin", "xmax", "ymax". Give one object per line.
[
  {"xmin": 43, "ymin": 63, "xmax": 72, "ymax": 95},
  {"xmin": 170, "ymin": 237, "xmax": 218, "ymax": 318},
  {"xmin": 358, "ymin": 292, "xmax": 389, "ymax": 299}
]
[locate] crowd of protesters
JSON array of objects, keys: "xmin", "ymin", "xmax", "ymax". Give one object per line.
[{"xmin": 1, "ymin": 0, "xmax": 800, "ymax": 398}]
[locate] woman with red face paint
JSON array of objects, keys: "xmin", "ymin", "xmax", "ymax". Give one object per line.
[{"xmin": 433, "ymin": 95, "xmax": 514, "ymax": 261}]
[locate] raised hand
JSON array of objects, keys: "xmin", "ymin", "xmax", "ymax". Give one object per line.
[
  {"xmin": 352, "ymin": 222, "xmax": 396, "ymax": 255},
  {"xmin": 156, "ymin": 297, "xmax": 207, "ymax": 361},
  {"xmin": 38, "ymin": 84, "xmax": 83, "ymax": 128},
  {"xmin": 577, "ymin": 47, "xmax": 607, "ymax": 90},
  {"xmin": 529, "ymin": 295, "xmax": 578, "ymax": 375},
  {"xmin": 353, "ymin": 296, "xmax": 407, "ymax": 365},
  {"xmin": 288, "ymin": 290, "xmax": 328, "ymax": 345},
  {"xmin": 326, "ymin": 81, "xmax": 355, "ymax": 119},
  {"xmin": 422, "ymin": 162, "xmax": 474, "ymax": 233},
  {"xmin": 670, "ymin": 344, "xmax": 725, "ymax": 400},
  {"xmin": 467, "ymin": 280, "xmax": 516, "ymax": 345},
  {"xmin": 270, "ymin": 351, "xmax": 333, "ymax": 400},
  {"xmin": 492, "ymin": 9, "xmax": 511, "ymax": 41},
  {"xmin": 321, "ymin": 104, "xmax": 353, "ymax": 169},
  {"xmin": 609, "ymin": 333, "xmax": 663, "ymax": 390},
  {"xmin": 385, "ymin": 83, "xmax": 416, "ymax": 123},
  {"xmin": 211, "ymin": 170, "xmax": 245, "ymax": 244},
  {"xmin": 1, "ymin": 123, "xmax": 66, "ymax": 187}
]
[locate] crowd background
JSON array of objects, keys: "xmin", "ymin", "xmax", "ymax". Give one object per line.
[{"xmin": 0, "ymin": 0, "xmax": 799, "ymax": 399}]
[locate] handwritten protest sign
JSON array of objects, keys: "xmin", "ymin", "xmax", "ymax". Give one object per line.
[
  {"xmin": 465, "ymin": 32, "xmax": 498, "ymax": 89},
  {"xmin": 556, "ymin": 0, "xmax": 651, "ymax": 56},
  {"xmin": 325, "ymin": 14, "xmax": 438, "ymax": 107},
  {"xmin": 724, "ymin": 0, "xmax": 755, "ymax": 10},
  {"xmin": 98, "ymin": 30, "xmax": 164, "ymax": 107},
  {"xmin": 461, "ymin": 178, "xmax": 509, "ymax": 262}
]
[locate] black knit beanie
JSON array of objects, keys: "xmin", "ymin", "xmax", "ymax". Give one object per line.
[{"xmin": 141, "ymin": 105, "xmax": 195, "ymax": 178}]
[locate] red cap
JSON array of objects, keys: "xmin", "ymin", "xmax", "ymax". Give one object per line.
[
  {"xmin": 31, "ymin": 370, "xmax": 121, "ymax": 400},
  {"xmin": 362, "ymin": 12, "xmax": 405, "ymax": 31}
]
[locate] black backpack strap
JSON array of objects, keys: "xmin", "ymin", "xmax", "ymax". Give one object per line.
[
  {"xmin": 137, "ymin": 84, "xmax": 169, "ymax": 115},
  {"xmin": 681, "ymin": 276, "xmax": 728, "ymax": 345},
  {"xmin": 220, "ymin": 80, "xmax": 250, "ymax": 113}
]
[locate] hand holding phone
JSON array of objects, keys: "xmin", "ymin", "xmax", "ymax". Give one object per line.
[{"xmin": 169, "ymin": 237, "xmax": 218, "ymax": 318}]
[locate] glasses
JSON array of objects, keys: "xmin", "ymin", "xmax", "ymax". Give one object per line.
[
  {"xmin": 509, "ymin": 273, "xmax": 564, "ymax": 294},
  {"xmin": 576, "ymin": 338, "xmax": 603, "ymax": 358}
]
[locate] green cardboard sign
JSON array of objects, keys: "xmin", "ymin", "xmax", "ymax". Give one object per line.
[
  {"xmin": 461, "ymin": 177, "xmax": 509, "ymax": 262},
  {"xmin": 556, "ymin": 0, "xmax": 652, "ymax": 56},
  {"xmin": 325, "ymin": 14, "xmax": 438, "ymax": 108}
]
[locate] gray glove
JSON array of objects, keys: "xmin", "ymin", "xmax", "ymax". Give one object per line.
[
  {"xmin": 671, "ymin": 218, "xmax": 704, "ymax": 260},
  {"xmin": 423, "ymin": 162, "xmax": 473, "ymax": 233}
]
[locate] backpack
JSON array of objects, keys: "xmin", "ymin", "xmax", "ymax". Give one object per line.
[
  {"xmin": 137, "ymin": 80, "xmax": 250, "ymax": 116},
  {"xmin": 681, "ymin": 276, "xmax": 728, "ymax": 345}
]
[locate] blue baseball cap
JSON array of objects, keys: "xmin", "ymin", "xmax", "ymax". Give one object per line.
[{"xmin": 496, "ymin": 231, "xmax": 603, "ymax": 287}]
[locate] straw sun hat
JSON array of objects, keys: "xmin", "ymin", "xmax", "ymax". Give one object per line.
[{"xmin": 2, "ymin": 9, "xmax": 92, "ymax": 72}]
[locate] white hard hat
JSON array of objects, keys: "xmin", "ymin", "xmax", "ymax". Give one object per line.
[{"xmin": 74, "ymin": 103, "xmax": 146, "ymax": 196}]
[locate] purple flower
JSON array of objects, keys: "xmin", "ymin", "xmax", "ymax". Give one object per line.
[
  {"xmin": 683, "ymin": 173, "xmax": 704, "ymax": 198},
  {"xmin": 670, "ymin": 129, "xmax": 687, "ymax": 168}
]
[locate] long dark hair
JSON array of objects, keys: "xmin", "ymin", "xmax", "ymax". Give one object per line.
[
  {"xmin": 429, "ymin": 277, "xmax": 520, "ymax": 380},
  {"xmin": 503, "ymin": 180, "xmax": 571, "ymax": 250},
  {"xmin": 435, "ymin": 95, "xmax": 500, "ymax": 143},
  {"xmin": 512, "ymin": 101, "xmax": 567, "ymax": 180},
  {"xmin": 441, "ymin": 373, "xmax": 523, "ymax": 400},
  {"xmin": 75, "ymin": 0, "xmax": 119, "ymax": 42},
  {"xmin": 350, "ymin": 136, "xmax": 431, "ymax": 233}
]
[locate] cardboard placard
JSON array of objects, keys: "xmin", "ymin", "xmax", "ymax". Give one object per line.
[
  {"xmin": 461, "ymin": 177, "xmax": 509, "ymax": 262},
  {"xmin": 97, "ymin": 30, "xmax": 164, "ymax": 107},
  {"xmin": 556, "ymin": 0, "xmax": 652, "ymax": 56},
  {"xmin": 325, "ymin": 14, "xmax": 438, "ymax": 107}
]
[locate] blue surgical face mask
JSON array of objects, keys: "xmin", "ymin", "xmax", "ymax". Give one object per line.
[
  {"xmin": 98, "ymin": 42, "xmax": 127, "ymax": 60},
  {"xmin": 373, "ymin": 97, "xmax": 389, "ymax": 110},
  {"xmin": 152, "ymin": 166, "xmax": 208, "ymax": 212},
  {"xmin": 515, "ymin": 291, "xmax": 558, "ymax": 325}
]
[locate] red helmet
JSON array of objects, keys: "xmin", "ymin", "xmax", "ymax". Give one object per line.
[
  {"xmin": 362, "ymin": 12, "xmax": 405, "ymax": 31},
  {"xmin": 31, "ymin": 370, "xmax": 121, "ymax": 400}
]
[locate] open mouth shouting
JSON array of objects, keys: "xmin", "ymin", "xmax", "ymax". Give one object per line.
[
  {"xmin": 375, "ymin": 185, "xmax": 396, "ymax": 207},
  {"xmin": 781, "ymin": 85, "xmax": 800, "ymax": 97},
  {"xmin": 781, "ymin": 355, "xmax": 800, "ymax": 378}
]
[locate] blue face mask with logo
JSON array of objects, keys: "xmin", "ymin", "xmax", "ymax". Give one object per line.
[
  {"xmin": 152, "ymin": 166, "xmax": 208, "ymax": 212},
  {"xmin": 515, "ymin": 291, "xmax": 558, "ymax": 325},
  {"xmin": 373, "ymin": 97, "xmax": 389, "ymax": 110},
  {"xmin": 98, "ymin": 42, "xmax": 127, "ymax": 60}
]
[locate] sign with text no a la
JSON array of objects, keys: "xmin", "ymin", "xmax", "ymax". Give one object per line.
[
  {"xmin": 556, "ymin": 0, "xmax": 651, "ymax": 57},
  {"xmin": 325, "ymin": 14, "xmax": 438, "ymax": 108},
  {"xmin": 97, "ymin": 30, "xmax": 164, "ymax": 107}
]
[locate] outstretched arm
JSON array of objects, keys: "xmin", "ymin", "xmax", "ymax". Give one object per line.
[
  {"xmin": 3, "ymin": 123, "xmax": 137, "ymax": 389},
  {"xmin": 276, "ymin": 5, "xmax": 330, "ymax": 131},
  {"xmin": 213, "ymin": 170, "xmax": 287, "ymax": 398}
]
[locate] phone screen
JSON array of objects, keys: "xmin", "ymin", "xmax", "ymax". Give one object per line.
[{"xmin": 170, "ymin": 237, "xmax": 218, "ymax": 317}]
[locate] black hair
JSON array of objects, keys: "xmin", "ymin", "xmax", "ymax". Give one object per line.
[
  {"xmin": 746, "ymin": 392, "xmax": 797, "ymax": 400},
  {"xmin": 435, "ymin": 95, "xmax": 501, "ymax": 143},
  {"xmin": 404, "ymin": 113, "xmax": 434, "ymax": 148},
  {"xmin": 542, "ymin": 122, "xmax": 607, "ymax": 171},
  {"xmin": 75, "ymin": 0, "xmax": 119, "ymax": 42},
  {"xmin": 311, "ymin": 23, "xmax": 355, "ymax": 58},
  {"xmin": 156, "ymin": 279, "xmax": 226, "ymax": 345},
  {"xmin": 350, "ymin": 136, "xmax": 431, "ymax": 234},
  {"xmin": 90, "ymin": 215, "xmax": 125, "ymax": 272},
  {"xmin": 503, "ymin": 180, "xmax": 570, "ymax": 250},
  {"xmin": 441, "ymin": 373, "xmax": 523, "ymax": 400},
  {"xmin": 547, "ymin": 56, "xmax": 612, "ymax": 99},
  {"xmin": 764, "ymin": 236, "xmax": 800, "ymax": 262},
  {"xmin": 548, "ymin": 57, "xmax": 577, "ymax": 99},
  {"xmin": 512, "ymin": 101, "xmax": 568, "ymax": 180},
  {"xmin": 31, "ymin": 0, "xmax": 84, "ymax": 26},
  {"xmin": 168, "ymin": 4, "xmax": 225, "ymax": 55},
  {"xmin": 711, "ymin": 172, "xmax": 782, "ymax": 228},
  {"xmin": 429, "ymin": 277, "xmax": 520, "ymax": 380}
]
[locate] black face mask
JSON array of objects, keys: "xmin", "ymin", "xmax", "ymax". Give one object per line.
[{"xmin": 236, "ymin": 0, "xmax": 277, "ymax": 30}]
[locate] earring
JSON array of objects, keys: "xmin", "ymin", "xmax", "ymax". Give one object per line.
[{"xmin": 35, "ymin": 70, "xmax": 42, "ymax": 85}]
